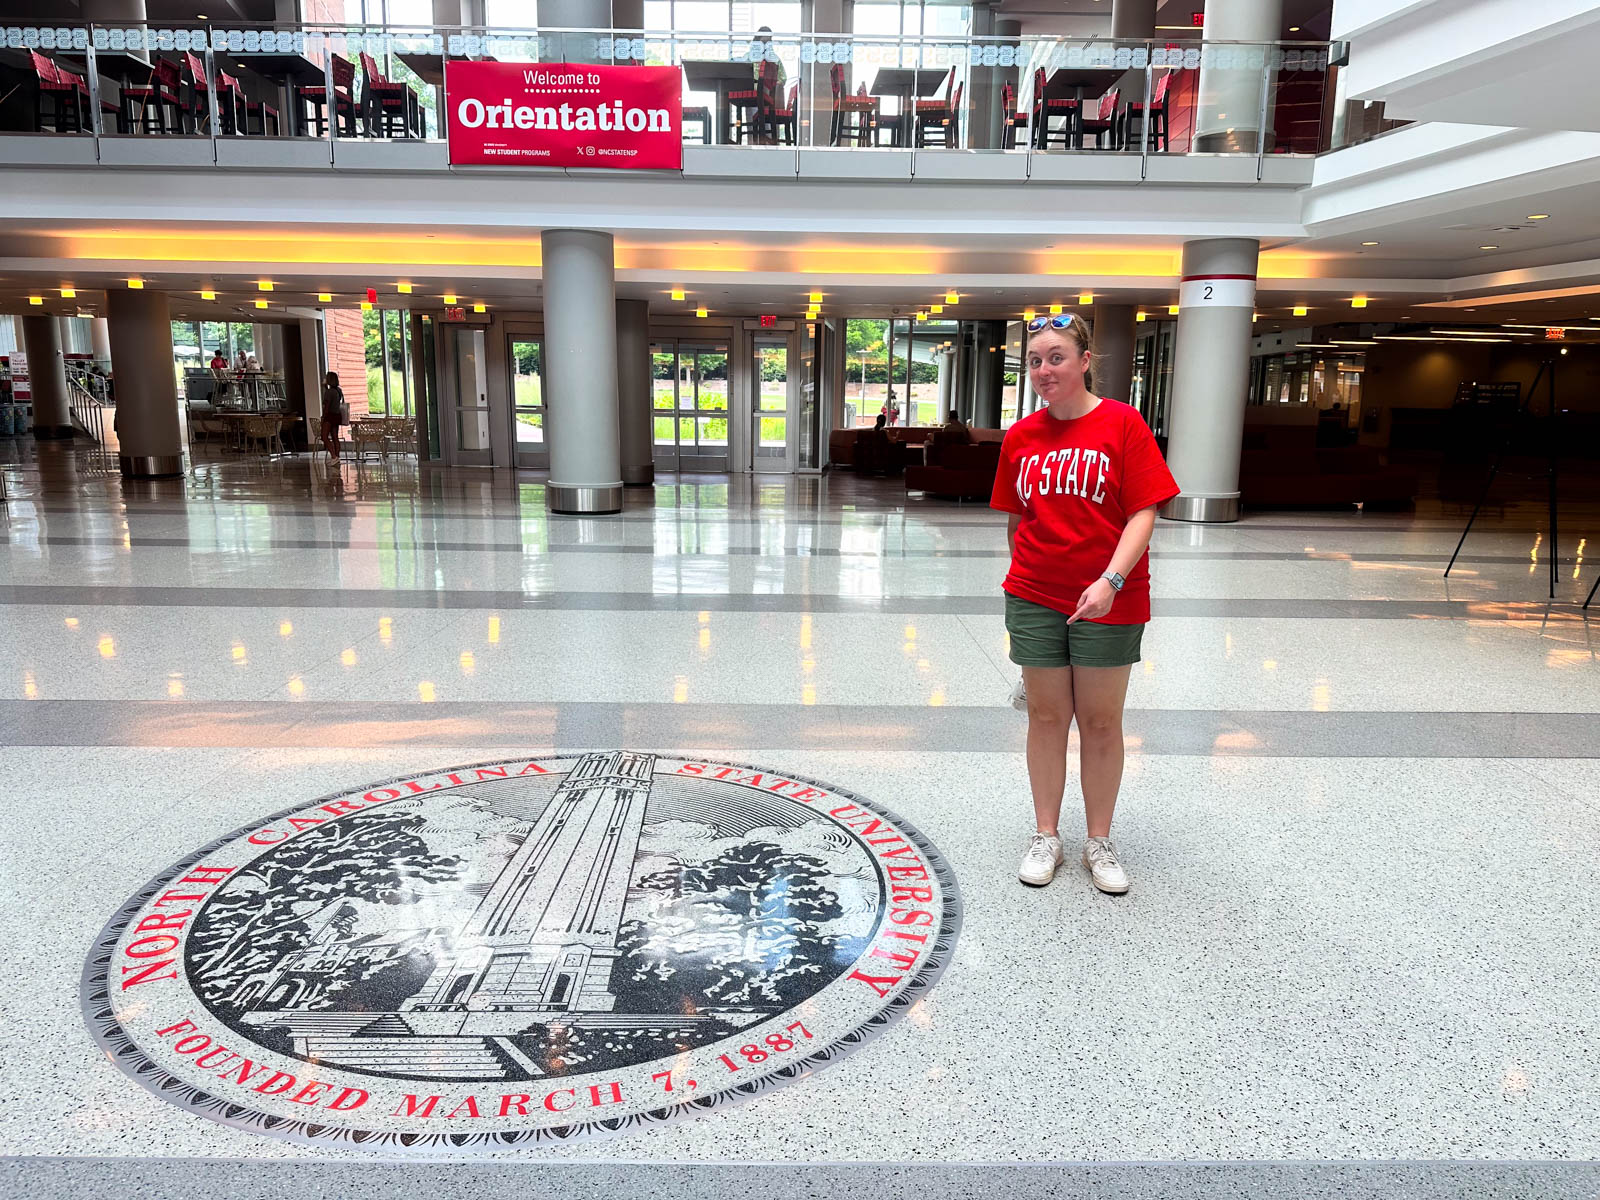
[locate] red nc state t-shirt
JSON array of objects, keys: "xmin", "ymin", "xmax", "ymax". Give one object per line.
[{"xmin": 990, "ymin": 399, "xmax": 1180, "ymax": 624}]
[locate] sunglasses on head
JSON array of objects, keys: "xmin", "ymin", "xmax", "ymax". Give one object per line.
[{"xmin": 1026, "ymin": 315, "xmax": 1075, "ymax": 332}]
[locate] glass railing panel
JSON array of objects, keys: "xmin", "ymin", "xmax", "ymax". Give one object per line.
[{"xmin": 3, "ymin": 21, "xmax": 1331, "ymax": 160}]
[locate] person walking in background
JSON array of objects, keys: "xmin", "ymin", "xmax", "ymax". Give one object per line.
[
  {"xmin": 993, "ymin": 312, "xmax": 1179, "ymax": 895},
  {"xmin": 319, "ymin": 371, "xmax": 347, "ymax": 463}
]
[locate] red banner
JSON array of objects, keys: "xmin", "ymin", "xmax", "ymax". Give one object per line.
[{"xmin": 445, "ymin": 62, "xmax": 683, "ymax": 169}]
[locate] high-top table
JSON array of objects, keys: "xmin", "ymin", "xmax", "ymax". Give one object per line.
[
  {"xmin": 869, "ymin": 67, "xmax": 946, "ymax": 147},
  {"xmin": 1035, "ymin": 65, "xmax": 1124, "ymax": 148},
  {"xmin": 682, "ymin": 58, "xmax": 760, "ymax": 145}
]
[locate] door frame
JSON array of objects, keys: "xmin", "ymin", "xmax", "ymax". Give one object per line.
[
  {"xmin": 503, "ymin": 321, "xmax": 548, "ymax": 470},
  {"xmin": 650, "ymin": 324, "xmax": 735, "ymax": 474},
  {"xmin": 745, "ymin": 319, "xmax": 800, "ymax": 474},
  {"xmin": 438, "ymin": 322, "xmax": 494, "ymax": 466}
]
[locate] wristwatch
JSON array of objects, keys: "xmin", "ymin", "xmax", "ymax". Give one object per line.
[{"xmin": 1102, "ymin": 571, "xmax": 1125, "ymax": 592}]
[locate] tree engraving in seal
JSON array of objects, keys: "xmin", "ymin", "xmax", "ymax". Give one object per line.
[{"xmin": 83, "ymin": 755, "xmax": 960, "ymax": 1147}]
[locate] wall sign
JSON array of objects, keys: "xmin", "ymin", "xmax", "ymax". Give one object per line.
[
  {"xmin": 446, "ymin": 61, "xmax": 683, "ymax": 169},
  {"xmin": 84, "ymin": 754, "xmax": 959, "ymax": 1147}
]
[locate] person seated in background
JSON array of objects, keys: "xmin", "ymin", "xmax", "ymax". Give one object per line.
[{"xmin": 942, "ymin": 408, "xmax": 973, "ymax": 442}]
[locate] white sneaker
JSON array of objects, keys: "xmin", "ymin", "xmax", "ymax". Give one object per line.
[
  {"xmin": 1008, "ymin": 677, "xmax": 1028, "ymax": 712},
  {"xmin": 1018, "ymin": 832, "xmax": 1063, "ymax": 887},
  {"xmin": 1082, "ymin": 837, "xmax": 1130, "ymax": 894}
]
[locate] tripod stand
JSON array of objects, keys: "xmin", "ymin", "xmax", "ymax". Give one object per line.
[{"xmin": 1444, "ymin": 356, "xmax": 1585, "ymax": 605}]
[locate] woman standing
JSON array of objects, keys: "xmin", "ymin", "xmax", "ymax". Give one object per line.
[
  {"xmin": 319, "ymin": 371, "xmax": 347, "ymax": 463},
  {"xmin": 990, "ymin": 313, "xmax": 1179, "ymax": 894}
]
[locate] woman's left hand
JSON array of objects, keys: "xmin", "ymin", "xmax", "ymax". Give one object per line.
[{"xmin": 1067, "ymin": 577, "xmax": 1117, "ymax": 624}]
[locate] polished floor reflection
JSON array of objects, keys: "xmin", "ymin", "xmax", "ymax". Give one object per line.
[{"xmin": 2, "ymin": 439, "xmax": 1598, "ymax": 1191}]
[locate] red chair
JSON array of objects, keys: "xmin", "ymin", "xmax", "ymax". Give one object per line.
[
  {"xmin": 1031, "ymin": 66, "xmax": 1080, "ymax": 150},
  {"xmin": 1078, "ymin": 88, "xmax": 1121, "ymax": 149},
  {"xmin": 729, "ymin": 59, "xmax": 775, "ymax": 144},
  {"xmin": 1123, "ymin": 70, "xmax": 1173, "ymax": 152},
  {"xmin": 773, "ymin": 80, "xmax": 799, "ymax": 145},
  {"xmin": 828, "ymin": 62, "xmax": 878, "ymax": 146},
  {"xmin": 296, "ymin": 54, "xmax": 357, "ymax": 137},
  {"xmin": 916, "ymin": 72, "xmax": 962, "ymax": 147},
  {"xmin": 121, "ymin": 56, "xmax": 188, "ymax": 134},
  {"xmin": 1001, "ymin": 79, "xmax": 1027, "ymax": 148},
  {"xmin": 359, "ymin": 51, "xmax": 421, "ymax": 138},
  {"xmin": 30, "ymin": 50, "xmax": 85, "ymax": 132},
  {"xmin": 184, "ymin": 51, "xmax": 241, "ymax": 134}
]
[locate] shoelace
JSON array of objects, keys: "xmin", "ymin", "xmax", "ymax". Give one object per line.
[
  {"xmin": 1085, "ymin": 838, "xmax": 1120, "ymax": 868},
  {"xmin": 1025, "ymin": 833, "xmax": 1057, "ymax": 862}
]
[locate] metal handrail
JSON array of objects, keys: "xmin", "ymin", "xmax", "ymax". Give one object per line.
[{"xmin": 67, "ymin": 379, "xmax": 115, "ymax": 474}]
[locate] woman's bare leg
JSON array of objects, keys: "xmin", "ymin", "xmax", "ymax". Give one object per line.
[
  {"xmin": 1070, "ymin": 664, "xmax": 1133, "ymax": 838},
  {"xmin": 1022, "ymin": 665, "xmax": 1075, "ymax": 835}
]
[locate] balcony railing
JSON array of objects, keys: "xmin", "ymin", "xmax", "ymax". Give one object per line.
[{"xmin": 0, "ymin": 22, "xmax": 1334, "ymax": 165}]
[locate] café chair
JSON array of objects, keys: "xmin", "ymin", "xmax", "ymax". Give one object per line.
[
  {"xmin": 1031, "ymin": 66, "xmax": 1081, "ymax": 150},
  {"xmin": 1123, "ymin": 70, "xmax": 1173, "ymax": 153},
  {"xmin": 359, "ymin": 52, "xmax": 421, "ymax": 138},
  {"xmin": 828, "ymin": 63, "xmax": 878, "ymax": 147},
  {"xmin": 915, "ymin": 76, "xmax": 963, "ymax": 148},
  {"xmin": 121, "ymin": 57, "xmax": 189, "ymax": 134},
  {"xmin": 1078, "ymin": 88, "xmax": 1121, "ymax": 150},
  {"xmin": 296, "ymin": 54, "xmax": 357, "ymax": 137},
  {"xmin": 1001, "ymin": 80, "xmax": 1028, "ymax": 148}
]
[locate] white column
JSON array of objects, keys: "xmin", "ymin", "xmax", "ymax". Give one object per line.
[
  {"xmin": 21, "ymin": 316, "xmax": 72, "ymax": 439},
  {"xmin": 542, "ymin": 229, "xmax": 623, "ymax": 515},
  {"xmin": 616, "ymin": 298, "xmax": 653, "ymax": 486},
  {"xmin": 935, "ymin": 348, "xmax": 953, "ymax": 417},
  {"xmin": 107, "ymin": 287, "xmax": 185, "ymax": 478},
  {"xmin": 1161, "ymin": 238, "xmax": 1259, "ymax": 523},
  {"xmin": 1195, "ymin": 0, "xmax": 1283, "ymax": 152},
  {"xmin": 91, "ymin": 317, "xmax": 113, "ymax": 366},
  {"xmin": 1111, "ymin": 0, "xmax": 1157, "ymax": 39}
]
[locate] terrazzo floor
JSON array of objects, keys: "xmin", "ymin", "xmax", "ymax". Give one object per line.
[{"xmin": 1, "ymin": 440, "xmax": 1597, "ymax": 1199}]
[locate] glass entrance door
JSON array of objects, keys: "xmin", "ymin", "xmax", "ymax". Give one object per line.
[
  {"xmin": 508, "ymin": 335, "xmax": 546, "ymax": 468},
  {"xmin": 752, "ymin": 334, "xmax": 794, "ymax": 472},
  {"xmin": 447, "ymin": 327, "xmax": 492, "ymax": 465},
  {"xmin": 652, "ymin": 339, "xmax": 730, "ymax": 472}
]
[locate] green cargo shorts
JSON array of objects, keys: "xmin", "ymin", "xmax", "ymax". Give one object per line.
[{"xmin": 1004, "ymin": 592, "xmax": 1145, "ymax": 669}]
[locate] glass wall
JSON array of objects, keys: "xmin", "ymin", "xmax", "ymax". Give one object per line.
[
  {"xmin": 1130, "ymin": 320, "xmax": 1175, "ymax": 439},
  {"xmin": 364, "ymin": 307, "xmax": 414, "ymax": 418}
]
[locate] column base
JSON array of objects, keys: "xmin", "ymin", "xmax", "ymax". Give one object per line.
[
  {"xmin": 119, "ymin": 454, "xmax": 186, "ymax": 479},
  {"xmin": 621, "ymin": 463, "xmax": 655, "ymax": 487},
  {"xmin": 547, "ymin": 483, "xmax": 623, "ymax": 515},
  {"xmin": 32, "ymin": 425, "xmax": 76, "ymax": 440},
  {"xmin": 1160, "ymin": 493, "xmax": 1240, "ymax": 523}
]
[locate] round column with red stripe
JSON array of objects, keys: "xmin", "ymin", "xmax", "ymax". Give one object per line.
[{"xmin": 1160, "ymin": 237, "xmax": 1260, "ymax": 524}]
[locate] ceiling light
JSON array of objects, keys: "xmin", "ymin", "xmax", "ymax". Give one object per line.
[
  {"xmin": 60, "ymin": 287, "xmax": 75, "ymax": 298},
  {"xmin": 397, "ymin": 282, "xmax": 412, "ymax": 294},
  {"xmin": 808, "ymin": 291, "xmax": 823, "ymax": 304},
  {"xmin": 1361, "ymin": 241, "xmax": 1379, "ymax": 246},
  {"xmin": 1022, "ymin": 308, "xmax": 1036, "ymax": 321},
  {"xmin": 1168, "ymin": 304, "xmax": 1179, "ymax": 315},
  {"xmin": 1049, "ymin": 303, "xmax": 1063, "ymax": 315},
  {"xmin": 474, "ymin": 303, "xmax": 486, "ymax": 313},
  {"xmin": 257, "ymin": 280, "xmax": 272, "ymax": 292},
  {"xmin": 361, "ymin": 301, "xmax": 373, "ymax": 311},
  {"xmin": 127, "ymin": 278, "xmax": 143, "ymax": 289},
  {"xmin": 1078, "ymin": 293, "xmax": 1093, "ymax": 305},
  {"xmin": 317, "ymin": 292, "xmax": 332, "ymax": 303},
  {"xmin": 1136, "ymin": 312, "xmax": 1146, "ymax": 322},
  {"xmin": 201, "ymin": 289, "xmax": 216, "ymax": 300},
  {"xmin": 1528, "ymin": 214, "xmax": 1549, "ymax": 220},
  {"xmin": 696, "ymin": 306, "xmax": 708, "ymax": 318},
  {"xmin": 946, "ymin": 292, "xmax": 958, "ymax": 305},
  {"xmin": 931, "ymin": 304, "xmax": 943, "ymax": 314},
  {"xmin": 1330, "ymin": 339, "xmax": 1378, "ymax": 345},
  {"xmin": 255, "ymin": 299, "xmax": 268, "ymax": 309},
  {"xmin": 28, "ymin": 295, "xmax": 42, "ymax": 305},
  {"xmin": 915, "ymin": 311, "xmax": 927, "ymax": 321},
  {"xmin": 1480, "ymin": 245, "xmax": 1498, "ymax": 250},
  {"xmin": 1293, "ymin": 305, "xmax": 1308, "ymax": 316},
  {"xmin": 1289, "ymin": 25, "xmax": 1300, "ymax": 32},
  {"xmin": 670, "ymin": 288, "xmax": 685, "ymax": 301},
  {"xmin": 443, "ymin": 293, "xmax": 458, "ymax": 305}
]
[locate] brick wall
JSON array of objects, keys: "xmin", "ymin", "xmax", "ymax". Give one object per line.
[{"xmin": 324, "ymin": 308, "xmax": 367, "ymax": 401}]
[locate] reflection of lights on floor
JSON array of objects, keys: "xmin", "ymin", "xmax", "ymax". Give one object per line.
[
  {"xmin": 1503, "ymin": 1064, "xmax": 1530, "ymax": 1095},
  {"xmin": 341, "ymin": 648, "xmax": 357, "ymax": 666},
  {"xmin": 417, "ymin": 681, "xmax": 436, "ymax": 702},
  {"xmin": 98, "ymin": 636, "xmax": 115, "ymax": 658},
  {"xmin": 699, "ymin": 628, "xmax": 711, "ymax": 653},
  {"xmin": 1262, "ymin": 659, "xmax": 1278, "ymax": 671},
  {"xmin": 459, "ymin": 651, "xmax": 476, "ymax": 675},
  {"xmin": 23, "ymin": 671, "xmax": 37, "ymax": 700},
  {"xmin": 673, "ymin": 676, "xmax": 689, "ymax": 703},
  {"xmin": 928, "ymin": 690, "xmax": 946, "ymax": 707},
  {"xmin": 487, "ymin": 615, "xmax": 501, "ymax": 644},
  {"xmin": 801, "ymin": 684, "xmax": 816, "ymax": 705},
  {"xmin": 379, "ymin": 616, "xmax": 394, "ymax": 644},
  {"xmin": 279, "ymin": 621, "xmax": 293, "ymax": 638},
  {"xmin": 232, "ymin": 643, "xmax": 247, "ymax": 664},
  {"xmin": 64, "ymin": 617, "xmax": 79, "ymax": 629},
  {"xmin": 799, "ymin": 613, "xmax": 812, "ymax": 650},
  {"xmin": 287, "ymin": 677, "xmax": 305, "ymax": 697},
  {"xmin": 1575, "ymin": 538, "xmax": 1587, "ymax": 580}
]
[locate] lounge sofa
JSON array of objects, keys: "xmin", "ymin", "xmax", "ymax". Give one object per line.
[
  {"xmin": 1238, "ymin": 425, "xmax": 1418, "ymax": 509},
  {"xmin": 905, "ymin": 440, "xmax": 1004, "ymax": 500}
]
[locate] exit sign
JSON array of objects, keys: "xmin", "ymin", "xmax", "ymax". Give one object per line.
[
  {"xmin": 1192, "ymin": 10, "xmax": 1204, "ymax": 25},
  {"xmin": 1545, "ymin": 327, "xmax": 1566, "ymax": 340},
  {"xmin": 443, "ymin": 305, "xmax": 466, "ymax": 322},
  {"xmin": 759, "ymin": 314, "xmax": 777, "ymax": 328}
]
